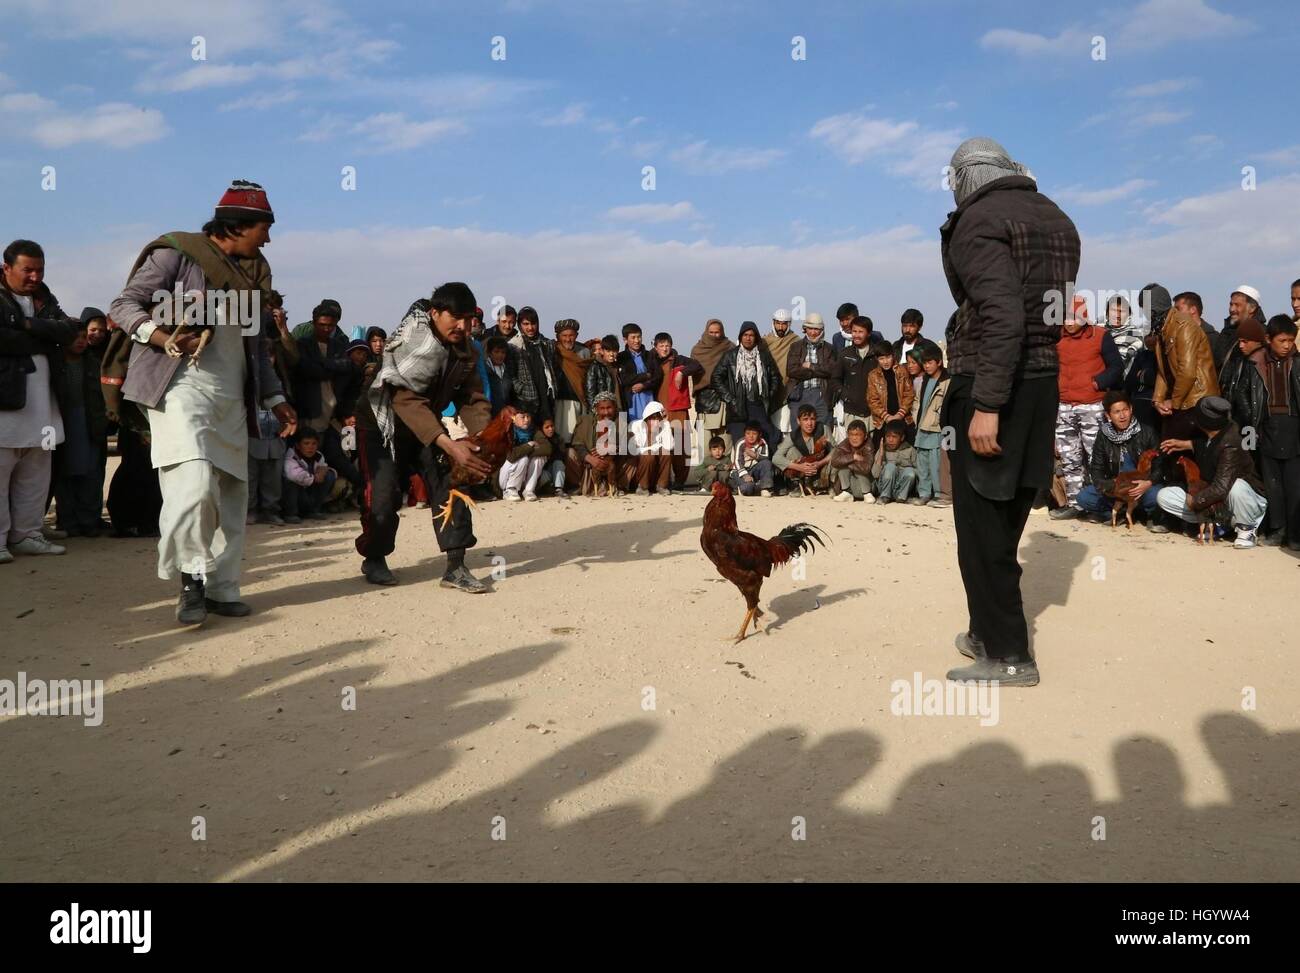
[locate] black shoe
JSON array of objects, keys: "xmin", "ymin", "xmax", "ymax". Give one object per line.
[
  {"xmin": 177, "ymin": 574, "xmax": 207, "ymax": 625},
  {"xmin": 946, "ymin": 658, "xmax": 1039, "ymax": 687},
  {"xmin": 1287, "ymin": 538, "xmax": 1300, "ymax": 552},
  {"xmin": 1049, "ymin": 506, "xmax": 1081, "ymax": 521},
  {"xmin": 878, "ymin": 495, "xmax": 893, "ymax": 505},
  {"xmin": 440, "ymin": 565, "xmax": 487, "ymax": 594},
  {"xmin": 204, "ymin": 598, "xmax": 252, "ymax": 617},
  {"xmin": 1259, "ymin": 531, "xmax": 1284, "ymax": 547},
  {"xmin": 306, "ymin": 511, "xmax": 328, "ymax": 520},
  {"xmin": 362, "ymin": 557, "xmax": 398, "ymax": 586},
  {"xmin": 955, "ymin": 631, "xmax": 987, "ymax": 661}
]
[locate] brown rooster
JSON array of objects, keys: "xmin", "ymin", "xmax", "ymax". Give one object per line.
[
  {"xmin": 1176, "ymin": 455, "xmax": 1218, "ymax": 544},
  {"xmin": 1107, "ymin": 448, "xmax": 1160, "ymax": 529},
  {"xmin": 701, "ymin": 480, "xmax": 825, "ymax": 643},
  {"xmin": 436, "ymin": 405, "xmax": 518, "ymax": 529}
]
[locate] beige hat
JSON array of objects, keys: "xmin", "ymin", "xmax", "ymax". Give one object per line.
[
  {"xmin": 772, "ymin": 308, "xmax": 791, "ymax": 322},
  {"xmin": 804, "ymin": 312, "xmax": 825, "ymax": 330}
]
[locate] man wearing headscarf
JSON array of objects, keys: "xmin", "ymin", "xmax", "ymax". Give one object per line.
[
  {"xmin": 689, "ymin": 319, "xmax": 734, "ymax": 444},
  {"xmin": 939, "ymin": 137, "xmax": 1080, "ymax": 688},
  {"xmin": 765, "ymin": 308, "xmax": 799, "ymax": 434},
  {"xmin": 714, "ymin": 321, "xmax": 784, "ymax": 454}
]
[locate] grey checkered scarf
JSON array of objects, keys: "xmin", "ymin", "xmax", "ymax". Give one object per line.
[
  {"xmin": 368, "ymin": 298, "xmax": 448, "ymax": 453},
  {"xmin": 950, "ymin": 137, "xmax": 1030, "ymax": 206}
]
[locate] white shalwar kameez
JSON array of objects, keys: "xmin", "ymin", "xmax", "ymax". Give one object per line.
[{"xmin": 147, "ymin": 315, "xmax": 249, "ymax": 601}]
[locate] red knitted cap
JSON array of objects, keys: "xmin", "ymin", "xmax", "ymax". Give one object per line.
[{"xmin": 215, "ymin": 179, "xmax": 274, "ymax": 224}]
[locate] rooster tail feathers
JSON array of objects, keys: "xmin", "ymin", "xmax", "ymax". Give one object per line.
[{"xmin": 769, "ymin": 522, "xmax": 826, "ymax": 565}]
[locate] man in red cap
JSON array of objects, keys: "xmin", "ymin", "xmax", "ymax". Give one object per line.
[{"xmin": 109, "ymin": 180, "xmax": 297, "ymax": 625}]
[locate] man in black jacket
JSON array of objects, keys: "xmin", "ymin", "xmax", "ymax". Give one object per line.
[
  {"xmin": 940, "ymin": 137, "xmax": 1081, "ymax": 688},
  {"xmin": 1156, "ymin": 396, "xmax": 1268, "ymax": 548},
  {"xmin": 0, "ymin": 240, "xmax": 76, "ymax": 561},
  {"xmin": 716, "ymin": 321, "xmax": 783, "ymax": 453},
  {"xmin": 1073, "ymin": 390, "xmax": 1167, "ymax": 529},
  {"xmin": 838, "ymin": 315, "xmax": 878, "ymax": 435},
  {"xmin": 293, "ymin": 301, "xmax": 364, "ymax": 492}
]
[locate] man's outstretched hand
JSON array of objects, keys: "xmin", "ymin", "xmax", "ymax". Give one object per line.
[{"xmin": 443, "ymin": 437, "xmax": 492, "ymax": 478}]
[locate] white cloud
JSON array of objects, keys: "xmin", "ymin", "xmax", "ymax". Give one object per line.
[
  {"xmin": 218, "ymin": 90, "xmax": 299, "ymax": 112},
  {"xmin": 1120, "ymin": 78, "xmax": 1194, "ymax": 98},
  {"xmin": 1130, "ymin": 109, "xmax": 1191, "ymax": 129},
  {"xmin": 669, "ymin": 140, "xmax": 786, "ymax": 174},
  {"xmin": 1119, "ymin": 0, "xmax": 1251, "ymax": 48},
  {"xmin": 1258, "ymin": 145, "xmax": 1300, "ymax": 168},
  {"xmin": 809, "ymin": 112, "xmax": 961, "ymax": 188},
  {"xmin": 0, "ymin": 96, "xmax": 168, "ymax": 148},
  {"xmin": 605, "ymin": 201, "xmax": 698, "ymax": 223},
  {"xmin": 983, "ymin": 1, "xmax": 1249, "ymax": 59},
  {"xmin": 350, "ymin": 113, "xmax": 463, "ymax": 152},
  {"xmin": 1055, "ymin": 178, "xmax": 1156, "ymax": 206},
  {"xmin": 538, "ymin": 102, "xmax": 589, "ymax": 126},
  {"xmin": 980, "ymin": 27, "xmax": 1090, "ymax": 57},
  {"xmin": 0, "ymin": 92, "xmax": 57, "ymax": 112}
]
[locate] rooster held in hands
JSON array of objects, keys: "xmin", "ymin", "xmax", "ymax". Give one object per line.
[
  {"xmin": 436, "ymin": 405, "xmax": 518, "ymax": 529},
  {"xmin": 1175, "ymin": 455, "xmax": 1219, "ymax": 544},
  {"xmin": 701, "ymin": 480, "xmax": 826, "ymax": 643},
  {"xmin": 1107, "ymin": 448, "xmax": 1160, "ymax": 529}
]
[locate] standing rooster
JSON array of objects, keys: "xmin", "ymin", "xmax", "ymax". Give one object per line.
[
  {"xmin": 1107, "ymin": 448, "xmax": 1160, "ymax": 529},
  {"xmin": 436, "ymin": 405, "xmax": 518, "ymax": 529},
  {"xmin": 701, "ymin": 480, "xmax": 825, "ymax": 643}
]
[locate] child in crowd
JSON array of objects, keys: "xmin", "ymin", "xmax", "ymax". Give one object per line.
[
  {"xmin": 537, "ymin": 416, "xmax": 568, "ymax": 497},
  {"xmin": 730, "ymin": 421, "xmax": 774, "ymax": 496},
  {"xmin": 585, "ymin": 335, "xmax": 622, "ymax": 407},
  {"xmin": 499, "ymin": 409, "xmax": 551, "ymax": 502},
  {"xmin": 247, "ymin": 398, "xmax": 287, "ymax": 525},
  {"xmin": 698, "ymin": 435, "xmax": 734, "ymax": 489},
  {"xmin": 282, "ymin": 429, "xmax": 338, "ymax": 523},
  {"xmin": 867, "ymin": 340, "xmax": 914, "ymax": 448},
  {"xmin": 484, "ymin": 335, "xmax": 513, "ymax": 417},
  {"xmin": 830, "ymin": 419, "xmax": 875, "ymax": 502},
  {"xmin": 871, "ymin": 419, "xmax": 919, "ymax": 503},
  {"xmin": 53, "ymin": 322, "xmax": 109, "ymax": 535},
  {"xmin": 911, "ymin": 345, "xmax": 951, "ymax": 506}
]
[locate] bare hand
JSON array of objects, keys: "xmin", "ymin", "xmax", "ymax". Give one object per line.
[
  {"xmin": 968, "ymin": 410, "xmax": 1001, "ymax": 457},
  {"xmin": 272, "ymin": 308, "xmax": 289, "ymax": 333},
  {"xmin": 674, "ymin": 371, "xmax": 685, "ymax": 390},
  {"xmin": 1128, "ymin": 479, "xmax": 1151, "ymax": 499},
  {"xmin": 273, "ymin": 402, "xmax": 298, "ymax": 438},
  {"xmin": 1156, "ymin": 400, "xmax": 1173, "ymax": 416},
  {"xmin": 314, "ymin": 467, "xmax": 328, "ymax": 483},
  {"xmin": 631, "ymin": 383, "xmax": 645, "ymax": 393},
  {"xmin": 444, "ymin": 437, "xmax": 492, "ymax": 478},
  {"xmin": 1160, "ymin": 438, "xmax": 1191, "ymax": 454}
]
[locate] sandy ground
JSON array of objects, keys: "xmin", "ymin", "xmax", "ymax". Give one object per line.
[{"xmin": 1, "ymin": 463, "xmax": 1297, "ymax": 883}]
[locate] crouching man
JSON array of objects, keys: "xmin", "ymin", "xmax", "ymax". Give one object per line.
[
  {"xmin": 1073, "ymin": 390, "xmax": 1168, "ymax": 530},
  {"xmin": 1155, "ymin": 395, "xmax": 1268, "ymax": 548}
]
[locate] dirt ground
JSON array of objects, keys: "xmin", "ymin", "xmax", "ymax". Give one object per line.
[{"xmin": 1, "ymin": 468, "xmax": 1297, "ymax": 883}]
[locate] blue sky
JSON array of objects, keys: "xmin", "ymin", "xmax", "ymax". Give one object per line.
[{"xmin": 2, "ymin": 0, "xmax": 1298, "ymax": 339}]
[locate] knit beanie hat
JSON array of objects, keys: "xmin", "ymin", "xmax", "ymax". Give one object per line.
[
  {"xmin": 1236, "ymin": 317, "xmax": 1267, "ymax": 344},
  {"xmin": 215, "ymin": 179, "xmax": 274, "ymax": 224}
]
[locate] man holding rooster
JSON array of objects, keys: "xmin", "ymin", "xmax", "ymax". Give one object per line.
[{"xmin": 353, "ymin": 281, "xmax": 493, "ymax": 591}]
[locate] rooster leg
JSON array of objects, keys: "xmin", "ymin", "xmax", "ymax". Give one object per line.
[
  {"xmin": 752, "ymin": 606, "xmax": 766, "ymax": 634},
  {"xmin": 1126, "ymin": 502, "xmax": 1136, "ymax": 530},
  {"xmin": 732, "ymin": 607, "xmax": 755, "ymax": 644},
  {"xmin": 1111, "ymin": 503, "xmax": 1119, "ymax": 528},
  {"xmin": 436, "ymin": 488, "xmax": 479, "ymax": 531},
  {"xmin": 190, "ymin": 327, "xmax": 213, "ymax": 365}
]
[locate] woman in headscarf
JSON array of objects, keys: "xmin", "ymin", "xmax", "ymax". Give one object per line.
[{"xmin": 689, "ymin": 318, "xmax": 734, "ymax": 443}]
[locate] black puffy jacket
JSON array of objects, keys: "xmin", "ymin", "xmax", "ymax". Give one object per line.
[
  {"xmin": 940, "ymin": 175, "xmax": 1081, "ymax": 412},
  {"xmin": 713, "ymin": 344, "xmax": 784, "ymax": 422},
  {"xmin": 0, "ymin": 282, "xmax": 75, "ymax": 413}
]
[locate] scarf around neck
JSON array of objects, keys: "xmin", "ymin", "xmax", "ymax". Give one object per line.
[
  {"xmin": 689, "ymin": 332, "xmax": 734, "ymax": 390},
  {"xmin": 1100, "ymin": 415, "xmax": 1142, "ymax": 444},
  {"xmin": 736, "ymin": 344, "xmax": 765, "ymax": 399}
]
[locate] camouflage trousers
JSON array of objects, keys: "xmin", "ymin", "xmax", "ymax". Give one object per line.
[{"xmin": 1055, "ymin": 402, "xmax": 1103, "ymax": 504}]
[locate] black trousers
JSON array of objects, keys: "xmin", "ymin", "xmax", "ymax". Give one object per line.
[
  {"xmin": 354, "ymin": 423, "xmax": 475, "ymax": 561},
  {"xmin": 945, "ymin": 375, "xmax": 1057, "ymax": 664},
  {"xmin": 1260, "ymin": 452, "xmax": 1300, "ymax": 540}
]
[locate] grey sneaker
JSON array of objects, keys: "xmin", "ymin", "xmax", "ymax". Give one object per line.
[
  {"xmin": 12, "ymin": 535, "xmax": 66, "ymax": 556},
  {"xmin": 440, "ymin": 565, "xmax": 487, "ymax": 594},
  {"xmin": 1048, "ymin": 506, "xmax": 1081, "ymax": 521},
  {"xmin": 947, "ymin": 658, "xmax": 1039, "ymax": 687},
  {"xmin": 0, "ymin": 547, "xmax": 12, "ymax": 564},
  {"xmin": 955, "ymin": 631, "xmax": 987, "ymax": 661},
  {"xmin": 906, "ymin": 497, "xmax": 927, "ymax": 506}
]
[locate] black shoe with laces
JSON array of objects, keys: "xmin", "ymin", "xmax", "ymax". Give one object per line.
[
  {"xmin": 440, "ymin": 565, "xmax": 487, "ymax": 594},
  {"xmin": 177, "ymin": 573, "xmax": 207, "ymax": 625},
  {"xmin": 946, "ymin": 658, "xmax": 1039, "ymax": 687}
]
